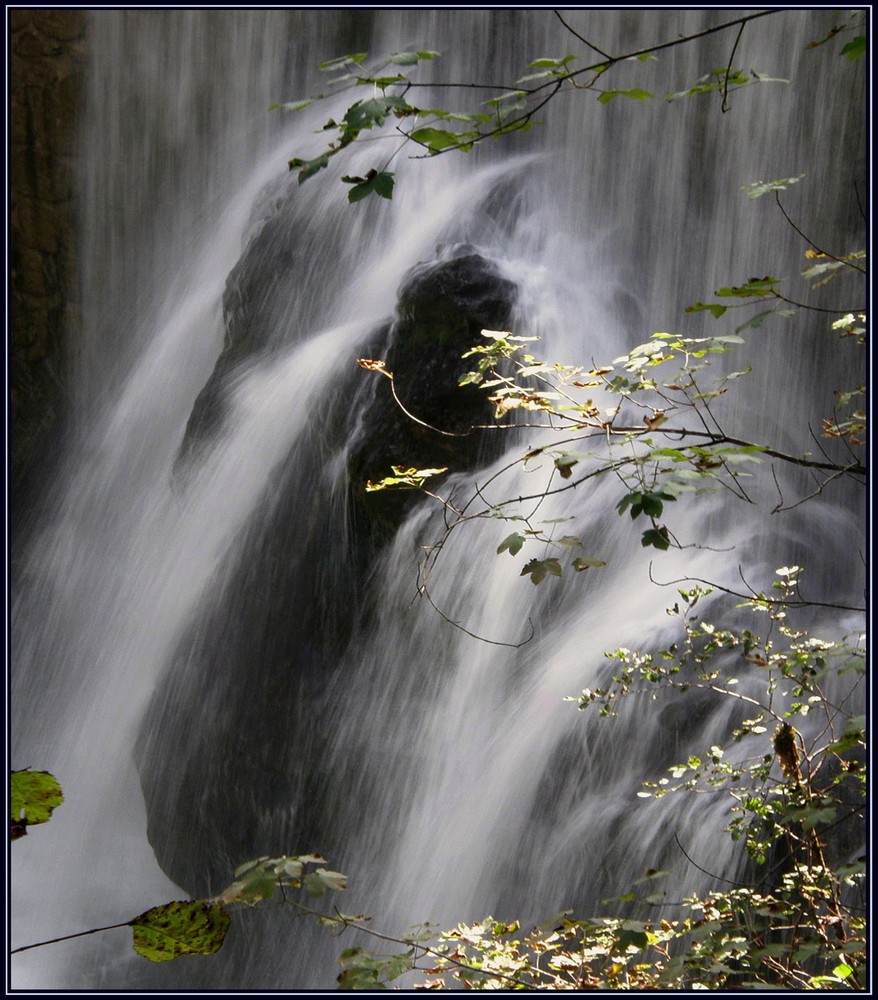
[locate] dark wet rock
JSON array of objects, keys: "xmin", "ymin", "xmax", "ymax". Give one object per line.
[
  {"xmin": 347, "ymin": 245, "xmax": 517, "ymax": 533},
  {"xmin": 138, "ymin": 242, "xmax": 518, "ymax": 893}
]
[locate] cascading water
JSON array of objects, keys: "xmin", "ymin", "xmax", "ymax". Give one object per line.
[{"xmin": 11, "ymin": 9, "xmax": 865, "ymax": 990}]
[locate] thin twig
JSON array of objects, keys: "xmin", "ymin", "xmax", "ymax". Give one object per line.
[
  {"xmin": 553, "ymin": 9, "xmax": 613, "ymax": 60},
  {"xmin": 674, "ymin": 834, "xmax": 751, "ymax": 888},
  {"xmin": 647, "ymin": 563, "xmax": 866, "ymax": 614},
  {"xmin": 774, "ymin": 192, "xmax": 866, "ymax": 271},
  {"xmin": 721, "ymin": 23, "xmax": 746, "ymax": 112},
  {"xmin": 11, "ymin": 920, "xmax": 133, "ymax": 955},
  {"xmin": 770, "ymin": 290, "xmax": 863, "ymax": 315},
  {"xmin": 417, "ymin": 565, "xmax": 535, "ymax": 648}
]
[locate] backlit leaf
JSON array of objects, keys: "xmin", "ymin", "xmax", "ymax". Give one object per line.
[
  {"xmin": 840, "ymin": 35, "xmax": 866, "ymax": 60},
  {"xmin": 130, "ymin": 901, "xmax": 230, "ymax": 963},
  {"xmin": 303, "ymin": 868, "xmax": 349, "ymax": 898},
  {"xmin": 10, "ymin": 769, "xmax": 64, "ymax": 838},
  {"xmin": 289, "ymin": 153, "xmax": 330, "ymax": 182},
  {"xmin": 572, "ymin": 557, "xmax": 607, "ymax": 572},
  {"xmin": 521, "ymin": 558, "xmax": 563, "ymax": 585},
  {"xmin": 497, "ymin": 532, "xmax": 526, "ymax": 556},
  {"xmin": 598, "ymin": 88, "xmax": 654, "ymax": 105}
]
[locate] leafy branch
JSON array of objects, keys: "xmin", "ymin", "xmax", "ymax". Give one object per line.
[{"xmin": 275, "ymin": 10, "xmax": 791, "ymax": 200}]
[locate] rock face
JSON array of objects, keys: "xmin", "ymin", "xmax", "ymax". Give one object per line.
[
  {"xmin": 139, "ymin": 240, "xmax": 518, "ymax": 894},
  {"xmin": 347, "ymin": 245, "xmax": 518, "ymax": 533},
  {"xmin": 9, "ymin": 10, "xmax": 88, "ymax": 500}
]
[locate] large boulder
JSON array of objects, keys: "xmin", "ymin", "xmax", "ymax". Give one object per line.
[
  {"xmin": 347, "ymin": 244, "xmax": 517, "ymax": 532},
  {"xmin": 138, "ymin": 241, "xmax": 518, "ymax": 894}
]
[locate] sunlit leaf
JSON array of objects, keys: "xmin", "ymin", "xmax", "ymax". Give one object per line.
[
  {"xmin": 742, "ymin": 175, "xmax": 805, "ymax": 199},
  {"xmin": 715, "ymin": 277, "xmax": 780, "ymax": 297}
]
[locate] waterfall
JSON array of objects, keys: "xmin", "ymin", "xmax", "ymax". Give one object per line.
[{"xmin": 11, "ymin": 10, "xmax": 865, "ymax": 990}]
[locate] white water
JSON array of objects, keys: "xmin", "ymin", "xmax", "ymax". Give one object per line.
[{"xmin": 11, "ymin": 10, "xmax": 865, "ymax": 990}]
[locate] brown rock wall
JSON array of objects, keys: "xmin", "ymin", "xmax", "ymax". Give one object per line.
[{"xmin": 9, "ymin": 8, "xmax": 87, "ymax": 493}]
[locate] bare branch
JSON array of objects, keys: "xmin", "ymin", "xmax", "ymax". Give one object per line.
[
  {"xmin": 774, "ymin": 192, "xmax": 867, "ymax": 271},
  {"xmin": 647, "ymin": 563, "xmax": 866, "ymax": 614},
  {"xmin": 553, "ymin": 9, "xmax": 613, "ymax": 61},
  {"xmin": 769, "ymin": 289, "xmax": 863, "ymax": 314},
  {"xmin": 721, "ymin": 23, "xmax": 746, "ymax": 112}
]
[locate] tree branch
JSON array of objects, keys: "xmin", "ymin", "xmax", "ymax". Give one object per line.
[
  {"xmin": 721, "ymin": 23, "xmax": 746, "ymax": 112},
  {"xmin": 774, "ymin": 192, "xmax": 867, "ymax": 270},
  {"xmin": 553, "ymin": 9, "xmax": 613, "ymax": 61}
]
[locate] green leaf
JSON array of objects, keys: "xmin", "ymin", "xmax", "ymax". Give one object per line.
[
  {"xmin": 497, "ymin": 532, "xmax": 526, "ymax": 556},
  {"xmin": 483, "ymin": 89, "xmax": 528, "ymax": 108},
  {"xmin": 734, "ymin": 309, "xmax": 783, "ymax": 332},
  {"xmin": 289, "ymin": 153, "xmax": 330, "ymax": 182},
  {"xmin": 343, "ymin": 96, "xmax": 413, "ymax": 135},
  {"xmin": 214, "ymin": 854, "xmax": 311, "ymax": 905},
  {"xmin": 303, "ymin": 868, "xmax": 349, "ymax": 898},
  {"xmin": 10, "ymin": 769, "xmax": 64, "ymax": 838},
  {"xmin": 572, "ymin": 556, "xmax": 607, "ymax": 572},
  {"xmin": 129, "ymin": 901, "xmax": 230, "ymax": 963},
  {"xmin": 388, "ymin": 50, "xmax": 439, "ymax": 65},
  {"xmin": 410, "ymin": 127, "xmax": 471, "ymax": 154},
  {"xmin": 528, "ymin": 56, "xmax": 575, "ymax": 70},
  {"xmin": 715, "ymin": 277, "xmax": 780, "ymax": 297},
  {"xmin": 598, "ymin": 88, "xmax": 654, "ymax": 105},
  {"xmin": 553, "ymin": 452, "xmax": 581, "ymax": 478},
  {"xmin": 742, "ymin": 175, "xmax": 805, "ymax": 199},
  {"xmin": 343, "ymin": 170, "xmax": 395, "ymax": 203},
  {"xmin": 641, "ymin": 528, "xmax": 670, "ymax": 551},
  {"xmin": 615, "ymin": 928, "xmax": 649, "ymax": 952},
  {"xmin": 840, "ymin": 35, "xmax": 866, "ymax": 60},
  {"xmin": 270, "ymin": 98, "xmax": 313, "ymax": 113},
  {"xmin": 521, "ymin": 558, "xmax": 562, "ymax": 585},
  {"xmin": 319, "ymin": 53, "xmax": 368, "ymax": 72},
  {"xmin": 616, "ymin": 492, "xmax": 641, "ymax": 517},
  {"xmin": 684, "ymin": 301, "xmax": 728, "ymax": 318},
  {"xmin": 388, "ymin": 51, "xmax": 421, "ymax": 65}
]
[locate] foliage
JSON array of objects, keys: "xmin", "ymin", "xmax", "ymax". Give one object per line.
[
  {"xmin": 10, "ymin": 769, "xmax": 64, "ymax": 841},
  {"xmin": 326, "ymin": 573, "xmax": 865, "ymax": 990},
  {"xmin": 12, "ymin": 9, "xmax": 867, "ymax": 991},
  {"xmin": 273, "ymin": 11, "xmax": 822, "ymax": 201},
  {"xmin": 347, "ymin": 185, "xmax": 865, "ymax": 989},
  {"xmin": 273, "ymin": 9, "xmax": 867, "ymax": 201},
  {"xmin": 12, "ymin": 852, "xmax": 349, "ymax": 964}
]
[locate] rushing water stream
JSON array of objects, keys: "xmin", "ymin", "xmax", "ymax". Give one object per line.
[{"xmin": 11, "ymin": 10, "xmax": 865, "ymax": 990}]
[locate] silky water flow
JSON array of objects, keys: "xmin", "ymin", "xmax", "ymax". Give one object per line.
[{"xmin": 10, "ymin": 10, "xmax": 865, "ymax": 990}]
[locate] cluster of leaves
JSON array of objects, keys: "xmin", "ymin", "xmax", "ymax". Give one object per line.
[
  {"xmin": 272, "ymin": 11, "xmax": 840, "ymax": 202},
  {"xmin": 331, "ymin": 569, "xmax": 864, "ymax": 991},
  {"xmin": 356, "ymin": 166, "xmax": 865, "ymax": 598},
  {"xmin": 567, "ymin": 569, "xmax": 866, "ymax": 990},
  {"xmin": 129, "ymin": 855, "xmax": 347, "ymax": 962},
  {"xmin": 456, "ymin": 323, "xmax": 766, "ymax": 560},
  {"xmin": 11, "ymin": 841, "xmax": 349, "ymax": 964}
]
